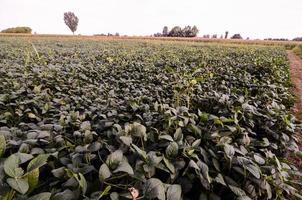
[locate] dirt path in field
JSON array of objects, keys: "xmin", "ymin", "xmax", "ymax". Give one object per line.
[
  {"xmin": 287, "ymin": 51, "xmax": 302, "ymax": 168},
  {"xmin": 289, "ymin": 51, "xmax": 302, "ymax": 119}
]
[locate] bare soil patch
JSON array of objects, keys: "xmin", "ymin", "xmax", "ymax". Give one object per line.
[{"xmin": 287, "ymin": 51, "xmax": 302, "ymax": 168}]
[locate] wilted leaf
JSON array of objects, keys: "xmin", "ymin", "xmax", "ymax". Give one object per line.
[
  {"xmin": 224, "ymin": 144, "xmax": 235, "ymax": 159},
  {"xmin": 28, "ymin": 113, "xmax": 36, "ymax": 119},
  {"xmin": 119, "ymin": 136, "xmax": 132, "ymax": 146},
  {"xmin": 127, "ymin": 122, "xmax": 147, "ymax": 141},
  {"xmin": 80, "ymin": 121, "xmax": 91, "ymax": 131}
]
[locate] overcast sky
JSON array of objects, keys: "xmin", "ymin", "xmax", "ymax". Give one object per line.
[{"xmin": 0, "ymin": 0, "xmax": 301, "ymax": 39}]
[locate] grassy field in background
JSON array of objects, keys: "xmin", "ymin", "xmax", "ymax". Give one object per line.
[{"xmin": 0, "ymin": 33, "xmax": 301, "ymax": 49}]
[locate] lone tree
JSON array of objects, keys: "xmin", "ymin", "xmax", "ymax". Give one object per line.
[
  {"xmin": 225, "ymin": 31, "xmax": 229, "ymax": 39},
  {"xmin": 64, "ymin": 12, "xmax": 79, "ymax": 34}
]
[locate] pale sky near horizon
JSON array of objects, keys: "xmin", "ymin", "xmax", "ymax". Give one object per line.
[{"xmin": 0, "ymin": 0, "xmax": 301, "ymax": 39}]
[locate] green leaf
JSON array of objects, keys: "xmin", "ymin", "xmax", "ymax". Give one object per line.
[
  {"xmin": 113, "ymin": 159, "xmax": 134, "ymax": 175},
  {"xmin": 246, "ymin": 164, "xmax": 261, "ymax": 179},
  {"xmin": 2, "ymin": 189, "xmax": 15, "ymax": 200},
  {"xmin": 295, "ymin": 151, "xmax": 302, "ymax": 159},
  {"xmin": 147, "ymin": 151, "xmax": 162, "ymax": 166},
  {"xmin": 28, "ymin": 192, "xmax": 51, "ymax": 200},
  {"xmin": 166, "ymin": 142, "xmax": 178, "ymax": 158},
  {"xmin": 131, "ymin": 143, "xmax": 147, "ymax": 159},
  {"xmin": 27, "ymin": 154, "xmax": 49, "ymax": 172},
  {"xmin": 226, "ymin": 125, "xmax": 237, "ymax": 133},
  {"xmin": 7, "ymin": 177, "xmax": 29, "ymax": 194},
  {"xmin": 99, "ymin": 185, "xmax": 111, "ymax": 198},
  {"xmin": 106, "ymin": 150, "xmax": 123, "ymax": 170},
  {"xmin": 188, "ymin": 160, "xmax": 200, "ymax": 171},
  {"xmin": 110, "ymin": 192, "xmax": 119, "ymax": 200},
  {"xmin": 26, "ymin": 168, "xmax": 39, "ymax": 192},
  {"xmin": 237, "ymin": 196, "xmax": 252, "ymax": 200},
  {"xmin": 229, "ymin": 185, "xmax": 246, "ymax": 197},
  {"xmin": 174, "ymin": 128, "xmax": 183, "ymax": 141},
  {"xmin": 197, "ymin": 160, "xmax": 211, "ymax": 189},
  {"xmin": 0, "ymin": 135, "xmax": 6, "ymax": 157},
  {"xmin": 159, "ymin": 134, "xmax": 174, "ymax": 142},
  {"xmin": 4, "ymin": 154, "xmax": 21, "ymax": 177},
  {"xmin": 143, "ymin": 178, "xmax": 165, "ymax": 200},
  {"xmin": 17, "ymin": 153, "xmax": 34, "ymax": 164},
  {"xmin": 254, "ymin": 154, "xmax": 265, "ymax": 165},
  {"xmin": 163, "ymin": 157, "xmax": 175, "ymax": 174},
  {"xmin": 52, "ymin": 189, "xmax": 75, "ymax": 200},
  {"xmin": 99, "ymin": 164, "xmax": 112, "ymax": 181},
  {"xmin": 192, "ymin": 139, "xmax": 201, "ymax": 147},
  {"xmin": 78, "ymin": 173, "xmax": 87, "ymax": 195},
  {"xmin": 214, "ymin": 174, "xmax": 226, "ymax": 186},
  {"xmin": 237, "ymin": 157, "xmax": 261, "ymax": 179},
  {"xmin": 51, "ymin": 167, "xmax": 66, "ymax": 178},
  {"xmin": 167, "ymin": 184, "xmax": 182, "ymax": 200},
  {"xmin": 199, "ymin": 111, "xmax": 209, "ymax": 122},
  {"xmin": 190, "ymin": 124, "xmax": 202, "ymax": 136}
]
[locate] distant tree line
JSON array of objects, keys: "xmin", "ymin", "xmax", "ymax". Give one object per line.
[
  {"xmin": 94, "ymin": 33, "xmax": 120, "ymax": 37},
  {"xmin": 154, "ymin": 25, "xmax": 199, "ymax": 37},
  {"xmin": 1, "ymin": 27, "xmax": 32, "ymax": 34},
  {"xmin": 202, "ymin": 32, "xmax": 243, "ymax": 40},
  {"xmin": 293, "ymin": 37, "xmax": 302, "ymax": 41},
  {"xmin": 230, "ymin": 34, "xmax": 243, "ymax": 39},
  {"xmin": 264, "ymin": 38, "xmax": 289, "ymax": 41}
]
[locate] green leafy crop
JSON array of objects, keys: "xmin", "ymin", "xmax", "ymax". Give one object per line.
[{"xmin": 0, "ymin": 37, "xmax": 301, "ymax": 199}]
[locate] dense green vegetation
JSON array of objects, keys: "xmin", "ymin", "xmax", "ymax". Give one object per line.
[{"xmin": 0, "ymin": 37, "xmax": 301, "ymax": 200}]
